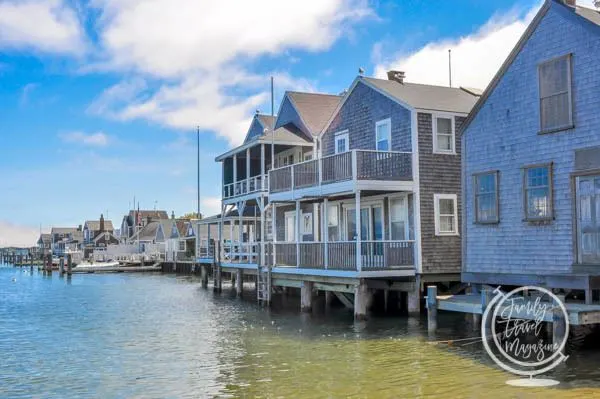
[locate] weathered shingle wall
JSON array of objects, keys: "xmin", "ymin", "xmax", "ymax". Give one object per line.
[
  {"xmin": 245, "ymin": 118, "xmax": 264, "ymax": 143},
  {"xmin": 463, "ymin": 4, "xmax": 600, "ymax": 274},
  {"xmin": 275, "ymin": 97, "xmax": 308, "ymax": 137},
  {"xmin": 321, "ymin": 81, "xmax": 412, "ymax": 156},
  {"xmin": 418, "ymin": 113, "xmax": 464, "ymax": 274}
]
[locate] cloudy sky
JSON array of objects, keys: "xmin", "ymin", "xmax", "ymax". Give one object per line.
[{"xmin": 0, "ymin": 0, "xmax": 596, "ymax": 246}]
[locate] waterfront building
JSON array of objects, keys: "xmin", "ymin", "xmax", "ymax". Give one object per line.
[
  {"xmin": 36, "ymin": 233, "xmax": 51, "ymax": 259},
  {"xmin": 50, "ymin": 226, "xmax": 83, "ymax": 257},
  {"xmin": 83, "ymin": 214, "xmax": 115, "ymax": 258},
  {"xmin": 119, "ymin": 209, "xmax": 169, "ymax": 241},
  {"xmin": 461, "ymin": 0, "xmax": 600, "ymax": 301}
]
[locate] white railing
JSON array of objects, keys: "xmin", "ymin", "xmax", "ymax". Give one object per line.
[
  {"xmin": 268, "ymin": 150, "xmax": 412, "ymax": 195},
  {"xmin": 222, "ymin": 241, "xmax": 260, "ymax": 264},
  {"xmin": 272, "ymin": 240, "xmax": 415, "ymax": 271},
  {"xmin": 197, "ymin": 239, "xmax": 215, "ymax": 259},
  {"xmin": 223, "ymin": 174, "xmax": 268, "ymax": 199}
]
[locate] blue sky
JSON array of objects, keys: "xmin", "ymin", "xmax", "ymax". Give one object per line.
[{"xmin": 1, "ymin": 0, "xmax": 594, "ymax": 246}]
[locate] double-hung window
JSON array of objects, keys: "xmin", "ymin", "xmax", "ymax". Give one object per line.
[
  {"xmin": 327, "ymin": 204, "xmax": 339, "ymax": 241},
  {"xmin": 539, "ymin": 54, "xmax": 573, "ymax": 133},
  {"xmin": 474, "ymin": 171, "xmax": 499, "ymax": 224},
  {"xmin": 523, "ymin": 164, "xmax": 553, "ymax": 221},
  {"xmin": 434, "ymin": 194, "xmax": 458, "ymax": 236},
  {"xmin": 334, "ymin": 131, "xmax": 349, "ymax": 154},
  {"xmin": 433, "ymin": 116, "xmax": 455, "ymax": 154},
  {"xmin": 375, "ymin": 119, "xmax": 391, "ymax": 151}
]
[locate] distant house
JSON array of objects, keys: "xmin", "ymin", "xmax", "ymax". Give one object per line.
[
  {"xmin": 36, "ymin": 233, "xmax": 51, "ymax": 258},
  {"xmin": 50, "ymin": 227, "xmax": 83, "ymax": 256},
  {"xmin": 83, "ymin": 214, "xmax": 114, "ymax": 245},
  {"xmin": 461, "ymin": 0, "xmax": 600, "ymax": 301},
  {"xmin": 165, "ymin": 219, "xmax": 190, "ymax": 261},
  {"xmin": 120, "ymin": 210, "xmax": 169, "ymax": 241}
]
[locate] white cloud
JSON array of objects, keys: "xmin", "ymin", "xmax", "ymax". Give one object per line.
[
  {"xmin": 87, "ymin": 0, "xmax": 370, "ymax": 145},
  {"xmin": 59, "ymin": 131, "xmax": 110, "ymax": 147},
  {"xmin": 373, "ymin": 4, "xmax": 540, "ymax": 91},
  {"xmin": 19, "ymin": 83, "xmax": 39, "ymax": 106},
  {"xmin": 0, "ymin": 221, "xmax": 45, "ymax": 247},
  {"xmin": 201, "ymin": 196, "xmax": 222, "ymax": 217},
  {"xmin": 0, "ymin": 0, "xmax": 85, "ymax": 55}
]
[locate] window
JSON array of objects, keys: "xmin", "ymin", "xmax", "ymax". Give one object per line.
[
  {"xmin": 375, "ymin": 119, "xmax": 391, "ymax": 151},
  {"xmin": 523, "ymin": 164, "xmax": 553, "ymax": 221},
  {"xmin": 539, "ymin": 54, "xmax": 573, "ymax": 133},
  {"xmin": 327, "ymin": 204, "xmax": 339, "ymax": 241},
  {"xmin": 178, "ymin": 241, "xmax": 186, "ymax": 251},
  {"xmin": 390, "ymin": 197, "xmax": 407, "ymax": 240},
  {"xmin": 433, "ymin": 116, "xmax": 455, "ymax": 154},
  {"xmin": 334, "ymin": 131, "xmax": 349, "ymax": 154},
  {"xmin": 474, "ymin": 172, "xmax": 499, "ymax": 224},
  {"xmin": 304, "ymin": 151, "xmax": 313, "ymax": 161},
  {"xmin": 434, "ymin": 194, "xmax": 458, "ymax": 236},
  {"xmin": 301, "ymin": 212, "xmax": 313, "ymax": 236}
]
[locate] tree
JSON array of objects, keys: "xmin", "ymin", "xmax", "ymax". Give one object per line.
[{"xmin": 180, "ymin": 212, "xmax": 202, "ymax": 219}]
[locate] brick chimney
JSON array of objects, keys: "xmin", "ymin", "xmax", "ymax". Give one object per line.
[
  {"xmin": 99, "ymin": 214, "xmax": 105, "ymax": 232},
  {"xmin": 387, "ymin": 70, "xmax": 406, "ymax": 84},
  {"xmin": 563, "ymin": 0, "xmax": 576, "ymax": 7}
]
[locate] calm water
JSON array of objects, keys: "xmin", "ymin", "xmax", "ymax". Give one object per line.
[{"xmin": 2, "ymin": 264, "xmax": 600, "ymax": 398}]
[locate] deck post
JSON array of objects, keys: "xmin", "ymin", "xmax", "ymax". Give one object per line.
[
  {"xmin": 236, "ymin": 269, "xmax": 243, "ymax": 297},
  {"xmin": 295, "ymin": 200, "xmax": 300, "ymax": 268},
  {"xmin": 325, "ymin": 290, "xmax": 333, "ymax": 308},
  {"xmin": 426, "ymin": 285, "xmax": 438, "ymax": 333},
  {"xmin": 201, "ymin": 265, "xmax": 208, "ymax": 288},
  {"xmin": 355, "ymin": 190, "xmax": 362, "ymax": 272},
  {"xmin": 66, "ymin": 254, "xmax": 72, "ymax": 275},
  {"xmin": 552, "ymin": 294, "xmax": 566, "ymax": 349},
  {"xmin": 301, "ymin": 281, "xmax": 313, "ymax": 312},
  {"xmin": 323, "ymin": 198, "xmax": 329, "ymax": 269},
  {"xmin": 59, "ymin": 257, "xmax": 64, "ymax": 275},
  {"xmin": 481, "ymin": 289, "xmax": 493, "ymax": 337},
  {"xmin": 354, "ymin": 279, "xmax": 370, "ymax": 320},
  {"xmin": 407, "ymin": 277, "xmax": 421, "ymax": 315}
]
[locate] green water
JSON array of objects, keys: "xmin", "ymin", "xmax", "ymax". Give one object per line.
[{"xmin": 1, "ymin": 264, "xmax": 600, "ymax": 398}]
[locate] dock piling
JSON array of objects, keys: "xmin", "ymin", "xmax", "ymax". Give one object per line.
[
  {"xmin": 59, "ymin": 257, "xmax": 64, "ymax": 275},
  {"xmin": 426, "ymin": 285, "xmax": 438, "ymax": 333},
  {"xmin": 354, "ymin": 280, "xmax": 370, "ymax": 320},
  {"xmin": 553, "ymin": 294, "xmax": 566, "ymax": 349},
  {"xmin": 481, "ymin": 289, "xmax": 493, "ymax": 337},
  {"xmin": 67, "ymin": 254, "xmax": 72, "ymax": 275},
  {"xmin": 201, "ymin": 265, "xmax": 208, "ymax": 288},
  {"xmin": 235, "ymin": 269, "xmax": 243, "ymax": 297},
  {"xmin": 301, "ymin": 281, "xmax": 313, "ymax": 313}
]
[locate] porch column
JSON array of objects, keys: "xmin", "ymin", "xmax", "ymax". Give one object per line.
[
  {"xmin": 261, "ymin": 143, "xmax": 265, "ymax": 179},
  {"xmin": 218, "ymin": 204, "xmax": 225, "ymax": 261},
  {"xmin": 296, "ymin": 200, "xmax": 301, "ymax": 268},
  {"xmin": 273, "ymin": 203, "xmax": 277, "ymax": 266},
  {"xmin": 260, "ymin": 197, "xmax": 266, "ymax": 266},
  {"xmin": 355, "ymin": 190, "xmax": 362, "ymax": 272},
  {"xmin": 233, "ymin": 154, "xmax": 237, "ymax": 184},
  {"xmin": 324, "ymin": 198, "xmax": 329, "ymax": 269},
  {"xmin": 246, "ymin": 148, "xmax": 250, "ymax": 191}
]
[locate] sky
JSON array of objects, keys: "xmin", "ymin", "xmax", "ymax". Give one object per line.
[{"xmin": 0, "ymin": 0, "xmax": 597, "ymax": 247}]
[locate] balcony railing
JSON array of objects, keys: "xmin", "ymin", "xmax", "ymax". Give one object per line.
[
  {"xmin": 273, "ymin": 240, "xmax": 415, "ymax": 271},
  {"xmin": 269, "ymin": 150, "xmax": 412, "ymax": 194},
  {"xmin": 223, "ymin": 174, "xmax": 268, "ymax": 199}
]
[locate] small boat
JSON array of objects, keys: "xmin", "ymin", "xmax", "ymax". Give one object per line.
[{"xmin": 73, "ymin": 260, "xmax": 120, "ymax": 269}]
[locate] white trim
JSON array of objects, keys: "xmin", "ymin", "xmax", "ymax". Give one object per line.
[
  {"xmin": 284, "ymin": 211, "xmax": 296, "ymax": 242},
  {"xmin": 433, "ymin": 193, "xmax": 459, "ymax": 236},
  {"xmin": 411, "ymin": 110, "xmax": 423, "ymax": 273},
  {"xmin": 334, "ymin": 130, "xmax": 349, "ymax": 154},
  {"xmin": 432, "ymin": 114, "xmax": 456, "ymax": 155},
  {"xmin": 375, "ymin": 118, "xmax": 392, "ymax": 151}
]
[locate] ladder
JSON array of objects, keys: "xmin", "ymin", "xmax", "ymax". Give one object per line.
[{"xmin": 257, "ymin": 265, "xmax": 271, "ymax": 304}]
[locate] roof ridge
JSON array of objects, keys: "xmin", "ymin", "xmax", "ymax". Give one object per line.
[
  {"xmin": 364, "ymin": 76, "xmax": 477, "ymax": 91},
  {"xmin": 287, "ymin": 90, "xmax": 341, "ymax": 98}
]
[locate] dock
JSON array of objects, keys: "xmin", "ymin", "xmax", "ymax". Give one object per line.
[{"xmin": 71, "ymin": 263, "xmax": 162, "ymax": 274}]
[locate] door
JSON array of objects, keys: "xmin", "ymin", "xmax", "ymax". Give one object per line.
[
  {"xmin": 284, "ymin": 212, "xmax": 296, "ymax": 242},
  {"xmin": 346, "ymin": 208, "xmax": 370, "ymax": 241},
  {"xmin": 577, "ymin": 175, "xmax": 600, "ymax": 264}
]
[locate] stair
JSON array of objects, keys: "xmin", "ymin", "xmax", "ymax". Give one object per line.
[{"xmin": 257, "ymin": 266, "xmax": 271, "ymax": 304}]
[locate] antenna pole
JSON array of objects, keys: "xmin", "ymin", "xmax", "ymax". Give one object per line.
[
  {"xmin": 448, "ymin": 49, "xmax": 452, "ymax": 88},
  {"xmin": 271, "ymin": 76, "xmax": 275, "ymax": 171},
  {"xmin": 197, "ymin": 125, "xmax": 201, "ymax": 220}
]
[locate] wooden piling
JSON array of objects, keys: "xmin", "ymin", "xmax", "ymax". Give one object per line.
[
  {"xmin": 354, "ymin": 280, "xmax": 370, "ymax": 320},
  {"xmin": 59, "ymin": 257, "xmax": 64, "ymax": 275},
  {"xmin": 481, "ymin": 289, "xmax": 493, "ymax": 337},
  {"xmin": 201, "ymin": 265, "xmax": 208, "ymax": 288},
  {"xmin": 300, "ymin": 281, "xmax": 313, "ymax": 313},
  {"xmin": 235, "ymin": 269, "xmax": 243, "ymax": 297},
  {"xmin": 426, "ymin": 285, "xmax": 438, "ymax": 333},
  {"xmin": 553, "ymin": 294, "xmax": 566, "ymax": 349},
  {"xmin": 66, "ymin": 254, "xmax": 72, "ymax": 275}
]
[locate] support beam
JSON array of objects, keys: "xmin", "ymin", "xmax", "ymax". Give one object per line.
[
  {"xmin": 426, "ymin": 285, "xmax": 438, "ymax": 333},
  {"xmin": 324, "ymin": 198, "xmax": 329, "ymax": 269},
  {"xmin": 408, "ymin": 277, "xmax": 421, "ymax": 315},
  {"xmin": 301, "ymin": 281, "xmax": 313, "ymax": 312},
  {"xmin": 201, "ymin": 265, "xmax": 208, "ymax": 288},
  {"xmin": 295, "ymin": 200, "xmax": 300, "ymax": 268},
  {"xmin": 354, "ymin": 279, "xmax": 370, "ymax": 320},
  {"xmin": 325, "ymin": 291, "xmax": 333, "ymax": 308},
  {"xmin": 236, "ymin": 269, "xmax": 243, "ymax": 297},
  {"xmin": 553, "ymin": 294, "xmax": 566, "ymax": 348}
]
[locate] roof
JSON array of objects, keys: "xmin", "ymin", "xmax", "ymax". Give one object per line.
[
  {"xmin": 461, "ymin": 1, "xmax": 600, "ymax": 134},
  {"xmin": 257, "ymin": 114, "xmax": 275, "ymax": 131},
  {"xmin": 175, "ymin": 219, "xmax": 188, "ymax": 236},
  {"xmin": 84, "ymin": 220, "xmax": 114, "ymax": 232},
  {"xmin": 51, "ymin": 227, "xmax": 78, "ymax": 235},
  {"xmin": 131, "ymin": 221, "xmax": 162, "ymax": 241},
  {"xmin": 93, "ymin": 231, "xmax": 118, "ymax": 244},
  {"xmin": 127, "ymin": 210, "xmax": 169, "ymax": 221},
  {"xmin": 286, "ymin": 91, "xmax": 342, "ymax": 136},
  {"xmin": 361, "ymin": 77, "xmax": 480, "ymax": 114},
  {"xmin": 38, "ymin": 234, "xmax": 51, "ymax": 244}
]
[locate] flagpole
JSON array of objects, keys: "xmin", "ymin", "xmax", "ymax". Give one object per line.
[{"xmin": 197, "ymin": 126, "xmax": 201, "ymax": 220}]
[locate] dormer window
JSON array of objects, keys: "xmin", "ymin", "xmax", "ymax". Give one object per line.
[{"xmin": 539, "ymin": 54, "xmax": 573, "ymax": 133}]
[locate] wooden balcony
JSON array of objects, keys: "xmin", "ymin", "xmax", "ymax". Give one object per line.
[
  {"xmin": 223, "ymin": 174, "xmax": 268, "ymax": 200},
  {"xmin": 272, "ymin": 240, "xmax": 415, "ymax": 271},
  {"xmin": 269, "ymin": 150, "xmax": 413, "ymax": 200}
]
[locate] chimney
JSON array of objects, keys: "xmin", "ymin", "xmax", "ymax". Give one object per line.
[
  {"xmin": 387, "ymin": 70, "xmax": 406, "ymax": 84},
  {"xmin": 99, "ymin": 214, "xmax": 105, "ymax": 233},
  {"xmin": 77, "ymin": 225, "xmax": 82, "ymax": 232},
  {"xmin": 171, "ymin": 211, "xmax": 175, "ymax": 219}
]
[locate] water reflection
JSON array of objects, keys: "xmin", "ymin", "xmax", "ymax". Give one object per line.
[{"xmin": 1, "ymin": 266, "xmax": 600, "ymax": 398}]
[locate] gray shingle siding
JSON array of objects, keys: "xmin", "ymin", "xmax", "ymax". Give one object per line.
[
  {"xmin": 321, "ymin": 81, "xmax": 412, "ymax": 156},
  {"xmin": 418, "ymin": 113, "xmax": 464, "ymax": 274},
  {"xmin": 275, "ymin": 97, "xmax": 309, "ymax": 137},
  {"xmin": 463, "ymin": 4, "xmax": 600, "ymax": 275},
  {"xmin": 245, "ymin": 118, "xmax": 264, "ymax": 143}
]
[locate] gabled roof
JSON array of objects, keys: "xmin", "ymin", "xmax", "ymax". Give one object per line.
[
  {"xmin": 257, "ymin": 114, "xmax": 275, "ymax": 131},
  {"xmin": 93, "ymin": 231, "xmax": 119, "ymax": 244},
  {"xmin": 461, "ymin": 0, "xmax": 600, "ymax": 134},
  {"xmin": 84, "ymin": 220, "xmax": 114, "ymax": 232},
  {"xmin": 130, "ymin": 221, "xmax": 164, "ymax": 242},
  {"xmin": 51, "ymin": 227, "xmax": 78, "ymax": 235},
  {"xmin": 285, "ymin": 91, "xmax": 342, "ymax": 136},
  {"xmin": 38, "ymin": 234, "xmax": 51, "ymax": 244},
  {"xmin": 361, "ymin": 77, "xmax": 480, "ymax": 114}
]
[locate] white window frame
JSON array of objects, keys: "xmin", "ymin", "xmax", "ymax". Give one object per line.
[
  {"xmin": 375, "ymin": 118, "xmax": 391, "ymax": 151},
  {"xmin": 538, "ymin": 53, "xmax": 573, "ymax": 134},
  {"xmin": 178, "ymin": 240, "xmax": 186, "ymax": 251},
  {"xmin": 284, "ymin": 211, "xmax": 296, "ymax": 242},
  {"xmin": 301, "ymin": 212, "xmax": 313, "ymax": 236},
  {"xmin": 432, "ymin": 114, "xmax": 456, "ymax": 155},
  {"xmin": 388, "ymin": 195, "xmax": 410, "ymax": 240},
  {"xmin": 434, "ymin": 193, "xmax": 459, "ymax": 236},
  {"xmin": 334, "ymin": 130, "xmax": 349, "ymax": 154}
]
